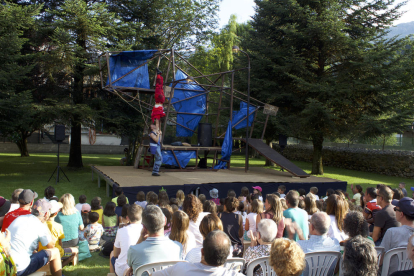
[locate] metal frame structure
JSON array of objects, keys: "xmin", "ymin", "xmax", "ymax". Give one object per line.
[{"xmin": 98, "ymin": 49, "xmax": 278, "ymax": 172}]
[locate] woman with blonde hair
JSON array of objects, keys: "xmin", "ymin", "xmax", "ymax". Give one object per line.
[
  {"xmin": 269, "ymin": 238, "xmax": 305, "ymax": 276},
  {"xmin": 256, "ymin": 194, "xmax": 285, "ymax": 238},
  {"xmin": 56, "ymin": 193, "xmax": 84, "ymax": 248},
  {"xmin": 244, "ymin": 199, "xmax": 263, "ymax": 241},
  {"xmin": 304, "ymin": 194, "xmax": 319, "ymax": 220},
  {"xmin": 176, "ymin": 190, "xmax": 185, "ymax": 209},
  {"xmin": 326, "ymin": 194, "xmax": 348, "ymax": 242},
  {"xmin": 169, "ymin": 211, "xmax": 196, "ymax": 258}
]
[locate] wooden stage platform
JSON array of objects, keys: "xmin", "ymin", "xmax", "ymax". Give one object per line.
[{"xmin": 91, "ymin": 166, "xmax": 347, "ymax": 200}]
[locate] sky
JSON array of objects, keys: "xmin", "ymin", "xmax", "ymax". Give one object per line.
[{"xmin": 218, "ymin": 0, "xmax": 414, "ymax": 29}]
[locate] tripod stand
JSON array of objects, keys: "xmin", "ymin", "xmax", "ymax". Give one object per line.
[{"xmin": 48, "ymin": 142, "xmax": 70, "ymax": 184}]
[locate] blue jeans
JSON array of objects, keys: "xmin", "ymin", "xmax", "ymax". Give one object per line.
[
  {"xmin": 152, "ymin": 145, "xmax": 162, "ymax": 174},
  {"xmin": 17, "ymin": 250, "xmax": 49, "ymax": 276}
]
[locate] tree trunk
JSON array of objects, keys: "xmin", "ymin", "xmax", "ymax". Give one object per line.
[
  {"xmin": 311, "ymin": 135, "xmax": 324, "ymax": 175},
  {"xmin": 16, "ymin": 134, "xmax": 29, "ymax": 157},
  {"xmin": 68, "ymin": 121, "xmax": 83, "ymax": 168}
]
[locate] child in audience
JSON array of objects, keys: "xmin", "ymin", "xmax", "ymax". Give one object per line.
[
  {"xmin": 350, "ymin": 184, "xmax": 363, "ymax": 207},
  {"xmin": 171, "ymin": 204, "xmax": 179, "ymax": 213},
  {"xmin": 102, "ymin": 202, "xmax": 118, "ymax": 240},
  {"xmin": 84, "ymin": 212, "xmax": 104, "ymax": 248},
  {"xmin": 227, "ymin": 189, "xmax": 236, "ymax": 198},
  {"xmin": 147, "ymin": 192, "xmax": 159, "ymax": 206},
  {"xmin": 244, "ymin": 199, "xmax": 263, "ymax": 241},
  {"xmin": 209, "ymin": 188, "xmax": 220, "ymax": 205},
  {"xmin": 79, "ymin": 204, "xmax": 91, "ymax": 241},
  {"xmin": 158, "ymin": 190, "xmax": 169, "ymax": 206},
  {"xmin": 203, "ymin": 200, "xmax": 217, "ymax": 215},
  {"xmin": 252, "ymin": 186, "xmax": 263, "ymax": 201},
  {"xmin": 322, "ymin": 188, "xmax": 335, "ymax": 201},
  {"xmin": 198, "ymin": 194, "xmax": 206, "ymax": 204},
  {"xmin": 44, "ymin": 186, "xmax": 56, "ymax": 201},
  {"xmin": 134, "ymin": 191, "xmax": 147, "ymax": 208},
  {"xmin": 75, "ymin": 195, "xmax": 87, "ymax": 213},
  {"xmin": 112, "ymin": 187, "xmax": 129, "ymax": 206},
  {"xmin": 399, "ymin": 182, "xmax": 408, "ymax": 197},
  {"xmin": 278, "ymin": 185, "xmax": 286, "ymax": 198},
  {"xmin": 118, "ymin": 204, "xmax": 130, "ymax": 228},
  {"xmin": 91, "ymin": 197, "xmax": 103, "ymax": 224},
  {"xmin": 161, "ymin": 206, "xmax": 172, "ymax": 236},
  {"xmin": 240, "ymin": 186, "xmax": 249, "ymax": 203},
  {"xmin": 170, "ymin": 197, "xmax": 179, "ymax": 206},
  {"xmin": 176, "ymin": 190, "xmax": 185, "ymax": 209},
  {"xmin": 235, "ymin": 201, "xmax": 247, "ymax": 229},
  {"xmin": 115, "ymin": 195, "xmax": 127, "ymax": 218}
]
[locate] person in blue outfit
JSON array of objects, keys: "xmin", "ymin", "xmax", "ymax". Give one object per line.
[{"xmin": 149, "ymin": 124, "xmax": 162, "ymax": 176}]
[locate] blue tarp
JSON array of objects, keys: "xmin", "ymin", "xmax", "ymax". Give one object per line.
[
  {"xmin": 162, "ymin": 150, "xmax": 196, "ymax": 168},
  {"xmin": 214, "ymin": 121, "xmax": 233, "ymax": 169},
  {"xmin": 232, "ymin": 101, "xmax": 257, "ymax": 130},
  {"xmin": 170, "ymin": 70, "xmax": 206, "ymax": 137},
  {"xmin": 106, "ymin": 50, "xmax": 158, "ymax": 88}
]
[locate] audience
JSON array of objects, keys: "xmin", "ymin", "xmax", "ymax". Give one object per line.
[
  {"xmin": 269, "ymin": 238, "xmax": 305, "ymax": 276},
  {"xmin": 44, "ymin": 186, "xmax": 56, "ymax": 201},
  {"xmin": 161, "ymin": 206, "xmax": 172, "ymax": 236},
  {"xmin": 183, "ymin": 194, "xmax": 210, "ymax": 247},
  {"xmin": 176, "ymin": 190, "xmax": 185, "ymax": 209},
  {"xmin": 252, "ymin": 186, "xmax": 263, "ymax": 202},
  {"xmin": 102, "ymin": 201, "xmax": 118, "ymax": 240},
  {"xmin": 135, "ymin": 191, "xmax": 147, "ymax": 209},
  {"xmin": 326, "ymin": 194, "xmax": 348, "ymax": 242},
  {"xmin": 256, "ymin": 194, "xmax": 285, "ymax": 238},
  {"xmin": 169, "ymin": 210, "xmax": 197, "ymax": 258},
  {"xmin": 372, "ymin": 185, "xmax": 400, "ymax": 245},
  {"xmin": 244, "ymin": 219, "xmax": 277, "ymax": 276},
  {"xmin": 203, "ymin": 200, "xmax": 217, "ymax": 215},
  {"xmin": 8, "ymin": 199, "xmax": 63, "ymax": 276},
  {"xmin": 84, "ymin": 212, "xmax": 103, "ymax": 248},
  {"xmin": 380, "ymin": 197, "xmax": 414, "ymax": 275},
  {"xmin": 283, "ymin": 190, "xmax": 309, "ymax": 241},
  {"xmin": 218, "ymin": 197, "xmax": 244, "ymax": 257},
  {"xmin": 110, "ymin": 204, "xmax": 143, "ymax": 276},
  {"xmin": 90, "ymin": 197, "xmax": 103, "ymax": 224},
  {"xmin": 55, "ymin": 193, "xmax": 84, "ymax": 248},
  {"xmin": 277, "ymin": 185, "xmax": 286, "ymax": 199},
  {"xmin": 304, "ymin": 194, "xmax": 319, "ymax": 220},
  {"xmin": 393, "ymin": 189, "xmax": 404, "ymax": 200},
  {"xmin": 350, "ymin": 184, "xmax": 363, "ymax": 207},
  {"xmin": 152, "ymin": 230, "xmax": 244, "ymax": 276},
  {"xmin": 310, "ymin": 187, "xmax": 319, "ymax": 200},
  {"xmin": 112, "ymin": 187, "xmax": 129, "ymax": 206},
  {"xmin": 125, "ymin": 205, "xmax": 182, "ymax": 275},
  {"xmin": 363, "ymin": 187, "xmax": 381, "ymax": 225},
  {"xmin": 342, "ymin": 235, "xmax": 378, "ymax": 276},
  {"xmin": 75, "ymin": 195, "xmax": 87, "ymax": 213},
  {"xmin": 2, "ymin": 189, "xmax": 37, "ymax": 232},
  {"xmin": 9, "ymin": 189, "xmax": 23, "ymax": 212},
  {"xmin": 198, "ymin": 194, "xmax": 207, "ymax": 205},
  {"xmin": 119, "ymin": 204, "xmax": 130, "ymax": 228},
  {"xmin": 343, "ymin": 211, "xmax": 373, "ymax": 245},
  {"xmin": 399, "ymin": 182, "xmax": 408, "ymax": 197},
  {"xmin": 244, "ymin": 199, "xmax": 263, "ymax": 241},
  {"xmin": 389, "ymin": 234, "xmax": 414, "ymax": 276},
  {"xmin": 115, "ymin": 195, "xmax": 127, "ymax": 219},
  {"xmin": 159, "ymin": 190, "xmax": 170, "ymax": 207},
  {"xmin": 0, "ymin": 197, "xmax": 11, "ymax": 228}
]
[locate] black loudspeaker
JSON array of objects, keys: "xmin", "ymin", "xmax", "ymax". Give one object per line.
[
  {"xmin": 54, "ymin": 125, "xmax": 65, "ymax": 142},
  {"xmin": 198, "ymin": 123, "xmax": 212, "ymax": 147},
  {"xmin": 279, "ymin": 134, "xmax": 287, "ymax": 147}
]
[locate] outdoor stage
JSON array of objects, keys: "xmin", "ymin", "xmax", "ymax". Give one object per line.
[{"xmin": 91, "ymin": 166, "xmax": 347, "ymax": 201}]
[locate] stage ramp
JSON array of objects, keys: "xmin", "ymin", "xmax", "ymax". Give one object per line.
[{"xmin": 245, "ymin": 138, "xmax": 309, "ymax": 178}]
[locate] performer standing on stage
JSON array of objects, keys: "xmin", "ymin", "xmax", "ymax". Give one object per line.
[
  {"xmin": 151, "ymin": 69, "xmax": 166, "ymax": 131},
  {"xmin": 149, "ymin": 124, "xmax": 162, "ymax": 176}
]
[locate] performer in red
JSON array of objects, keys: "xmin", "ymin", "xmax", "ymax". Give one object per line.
[{"xmin": 151, "ymin": 69, "xmax": 165, "ymax": 131}]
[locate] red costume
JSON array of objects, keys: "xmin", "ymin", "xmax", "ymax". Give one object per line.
[{"xmin": 151, "ymin": 73, "xmax": 165, "ymax": 122}]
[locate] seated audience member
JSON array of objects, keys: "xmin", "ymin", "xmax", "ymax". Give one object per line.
[
  {"xmin": 183, "ymin": 194, "xmax": 210, "ymax": 247},
  {"xmin": 244, "ymin": 199, "xmax": 263, "ymax": 241},
  {"xmin": 75, "ymin": 195, "xmax": 87, "ymax": 213},
  {"xmin": 283, "ymin": 190, "xmax": 309, "ymax": 241},
  {"xmin": 252, "ymin": 186, "xmax": 263, "ymax": 202},
  {"xmin": 0, "ymin": 227, "xmax": 17, "ymax": 275},
  {"xmin": 118, "ymin": 204, "xmax": 130, "ymax": 229},
  {"xmin": 44, "ymin": 186, "xmax": 56, "ymax": 201},
  {"xmin": 373, "ymin": 185, "xmax": 400, "ymax": 245},
  {"xmin": 147, "ymin": 192, "xmax": 158, "ymax": 206},
  {"xmin": 218, "ymin": 197, "xmax": 244, "ymax": 257},
  {"xmin": 169, "ymin": 210, "xmax": 196, "ymax": 258},
  {"xmin": 0, "ymin": 197, "xmax": 11, "ymax": 229},
  {"xmin": 134, "ymin": 191, "xmax": 147, "ymax": 209},
  {"xmin": 176, "ymin": 190, "xmax": 185, "ymax": 209},
  {"xmin": 393, "ymin": 189, "xmax": 404, "ymax": 200},
  {"xmin": 235, "ymin": 201, "xmax": 247, "ymax": 229},
  {"xmin": 84, "ymin": 212, "xmax": 103, "ymax": 248},
  {"xmin": 56, "ymin": 193, "xmax": 84, "ymax": 248},
  {"xmin": 389, "ymin": 234, "xmax": 414, "ymax": 276},
  {"xmin": 342, "ymin": 236, "xmax": 378, "ymax": 276},
  {"xmin": 326, "ymin": 194, "xmax": 348, "ymax": 242},
  {"xmin": 9, "ymin": 189, "xmax": 23, "ymax": 213},
  {"xmin": 310, "ymin": 187, "xmax": 319, "ymax": 200},
  {"xmin": 380, "ymin": 197, "xmax": 414, "ymax": 275},
  {"xmin": 298, "ymin": 188, "xmax": 306, "ymax": 198},
  {"xmin": 227, "ymin": 189, "xmax": 237, "ymax": 198},
  {"xmin": 158, "ymin": 190, "xmax": 169, "ymax": 207},
  {"xmin": 322, "ymin": 189, "xmax": 335, "ymax": 201},
  {"xmin": 364, "ymin": 187, "xmax": 381, "ymax": 225},
  {"xmin": 38, "ymin": 200, "xmax": 78, "ymax": 267},
  {"xmin": 296, "ymin": 212, "xmax": 340, "ymax": 253},
  {"xmin": 269, "ymin": 238, "xmax": 305, "ymax": 276},
  {"xmin": 109, "ymin": 204, "xmax": 143, "ymax": 276},
  {"xmin": 115, "ymin": 195, "xmax": 127, "ymax": 220},
  {"xmin": 244, "ymin": 219, "xmax": 277, "ymax": 276},
  {"xmin": 79, "ymin": 204, "xmax": 90, "ymax": 241},
  {"xmin": 399, "ymin": 182, "xmax": 408, "ymax": 198},
  {"xmin": 171, "ymin": 204, "xmax": 179, "ymax": 213},
  {"xmin": 304, "ymin": 194, "xmax": 319, "ymax": 220},
  {"xmin": 161, "ymin": 207, "xmax": 172, "ymax": 236},
  {"xmin": 278, "ymin": 185, "xmax": 286, "ymax": 199},
  {"xmin": 112, "ymin": 187, "xmax": 129, "ymax": 206},
  {"xmin": 152, "ymin": 230, "xmax": 244, "ymax": 276},
  {"xmin": 203, "ymin": 200, "xmax": 217, "ymax": 215},
  {"xmin": 90, "ymin": 197, "xmax": 103, "ymax": 224},
  {"xmin": 102, "ymin": 202, "xmax": 118, "ymax": 240},
  {"xmin": 257, "ymin": 194, "xmax": 285, "ymax": 238},
  {"xmin": 350, "ymin": 184, "xmax": 363, "ymax": 207},
  {"xmin": 185, "ymin": 214, "xmax": 230, "ymax": 263},
  {"xmin": 2, "ymin": 189, "xmax": 37, "ymax": 232},
  {"xmin": 343, "ymin": 211, "xmax": 373, "ymax": 245},
  {"xmin": 9, "ymin": 199, "xmax": 63, "ymax": 276},
  {"xmin": 240, "ymin": 186, "xmax": 250, "ymax": 203},
  {"xmin": 125, "ymin": 205, "xmax": 182, "ymax": 275},
  {"xmin": 198, "ymin": 194, "xmax": 207, "ymax": 205}
]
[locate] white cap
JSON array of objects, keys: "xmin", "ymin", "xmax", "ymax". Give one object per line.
[{"xmin": 49, "ymin": 200, "xmax": 63, "ymax": 214}]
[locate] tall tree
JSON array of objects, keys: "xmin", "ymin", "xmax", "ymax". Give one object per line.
[{"xmin": 244, "ymin": 0, "xmax": 414, "ymax": 174}]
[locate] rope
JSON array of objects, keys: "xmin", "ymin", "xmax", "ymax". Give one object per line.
[{"xmin": 113, "ymin": 89, "xmax": 150, "ymax": 129}]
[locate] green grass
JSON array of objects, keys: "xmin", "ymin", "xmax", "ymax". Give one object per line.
[{"xmin": 0, "ymin": 152, "xmax": 413, "ymax": 275}]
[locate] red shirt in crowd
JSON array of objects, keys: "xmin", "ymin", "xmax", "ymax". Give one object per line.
[
  {"xmin": 1, "ymin": 207, "xmax": 31, "ymax": 232},
  {"xmin": 364, "ymin": 200, "xmax": 382, "ymax": 218}
]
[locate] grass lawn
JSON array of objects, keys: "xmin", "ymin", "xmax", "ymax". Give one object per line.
[{"xmin": 0, "ymin": 152, "xmax": 413, "ymax": 275}]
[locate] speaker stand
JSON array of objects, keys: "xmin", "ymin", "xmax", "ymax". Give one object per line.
[{"xmin": 48, "ymin": 142, "xmax": 70, "ymax": 184}]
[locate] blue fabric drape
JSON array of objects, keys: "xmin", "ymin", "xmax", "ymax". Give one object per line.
[
  {"xmin": 232, "ymin": 101, "xmax": 257, "ymax": 130},
  {"xmin": 162, "ymin": 150, "xmax": 197, "ymax": 168},
  {"xmin": 214, "ymin": 121, "xmax": 233, "ymax": 169}
]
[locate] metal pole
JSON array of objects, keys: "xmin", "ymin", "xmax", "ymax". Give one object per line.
[{"xmin": 241, "ymin": 50, "xmax": 250, "ymax": 173}]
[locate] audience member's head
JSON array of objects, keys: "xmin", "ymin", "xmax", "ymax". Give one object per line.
[
  {"xmin": 265, "ymin": 194, "xmax": 283, "ymax": 223},
  {"xmin": 365, "ymin": 187, "xmax": 377, "ymax": 201},
  {"xmin": 117, "ymin": 195, "xmax": 127, "ymax": 208},
  {"xmin": 217, "ymin": 205, "xmax": 224, "ymax": 213},
  {"xmin": 225, "ymin": 197, "xmax": 239, "ymax": 212},
  {"xmin": 103, "ymin": 201, "xmax": 116, "ymax": 217},
  {"xmin": 257, "ymin": 219, "xmax": 277, "ymax": 243},
  {"xmin": 241, "ymin": 186, "xmax": 250, "ymax": 197},
  {"xmin": 91, "ymin": 197, "xmax": 101, "ymax": 210},
  {"xmin": 183, "ymin": 194, "xmax": 203, "ymax": 222},
  {"xmin": 82, "ymin": 203, "xmax": 91, "ymax": 213},
  {"xmin": 227, "ymin": 189, "xmax": 236, "ymax": 198},
  {"xmin": 121, "ymin": 204, "xmax": 130, "ymax": 218},
  {"xmin": 127, "ymin": 204, "xmax": 142, "ymax": 223},
  {"xmin": 251, "ymin": 199, "xmax": 264, "ymax": 214},
  {"xmin": 81, "ymin": 212, "xmax": 90, "ymax": 226},
  {"xmin": 392, "ymin": 188, "xmax": 404, "ymax": 200},
  {"xmin": 161, "ymin": 207, "xmax": 172, "ymax": 230},
  {"xmin": 237, "ymin": 201, "xmax": 245, "ymax": 213},
  {"xmin": 392, "ymin": 197, "xmax": 414, "ymax": 223},
  {"xmin": 298, "ymin": 199, "xmax": 305, "ymax": 209},
  {"xmin": 44, "ymin": 186, "xmax": 55, "ymax": 200},
  {"xmin": 344, "ymin": 211, "xmax": 369, "ymax": 238},
  {"xmin": 326, "ymin": 194, "xmax": 347, "ymax": 232},
  {"xmin": 278, "ymin": 185, "xmax": 286, "ymax": 194},
  {"xmin": 147, "ymin": 192, "xmax": 159, "ymax": 205},
  {"xmin": 142, "ymin": 205, "xmax": 165, "ymax": 234},
  {"xmin": 316, "ymin": 200, "xmax": 324, "ymax": 212},
  {"xmin": 48, "ymin": 200, "xmax": 62, "ymax": 217},
  {"xmin": 377, "ymin": 185, "xmax": 393, "ymax": 205},
  {"xmin": 202, "ymin": 230, "xmax": 231, "ymax": 267},
  {"xmin": 270, "ymin": 238, "xmax": 305, "ymax": 276},
  {"xmin": 305, "ymin": 195, "xmax": 318, "ymax": 215},
  {"xmin": 136, "ymin": 191, "xmax": 145, "ymax": 202},
  {"xmin": 170, "ymin": 197, "xmax": 179, "ymax": 206},
  {"xmin": 326, "ymin": 189, "xmax": 335, "ymax": 197},
  {"xmin": 11, "ymin": 189, "xmax": 23, "ymax": 204},
  {"xmin": 169, "ymin": 210, "xmax": 190, "ymax": 250},
  {"xmin": 18, "ymin": 189, "xmax": 38, "ymax": 207},
  {"xmin": 59, "ymin": 193, "xmax": 77, "ymax": 215},
  {"xmin": 114, "ymin": 187, "xmax": 123, "ymax": 196},
  {"xmin": 298, "ymin": 188, "xmax": 306, "ymax": 197},
  {"xmin": 310, "ymin": 187, "xmax": 318, "ymax": 196},
  {"xmin": 198, "ymin": 194, "xmax": 207, "ymax": 204},
  {"xmin": 79, "ymin": 194, "xmax": 87, "ymax": 204},
  {"xmin": 342, "ymin": 236, "xmax": 378, "ymax": 276},
  {"xmin": 158, "ymin": 190, "xmax": 169, "ymax": 206},
  {"xmin": 171, "ymin": 204, "xmax": 179, "ymax": 213},
  {"xmin": 199, "ymin": 214, "xmax": 223, "ymax": 239},
  {"xmin": 176, "ymin": 190, "xmax": 185, "ymax": 205},
  {"xmin": 310, "ymin": 212, "xmax": 330, "ymax": 235},
  {"xmin": 203, "ymin": 200, "xmax": 217, "ymax": 214},
  {"xmin": 89, "ymin": 211, "xmax": 100, "ymax": 223},
  {"xmin": 286, "ymin": 190, "xmax": 300, "ymax": 208},
  {"xmin": 399, "ymin": 182, "xmax": 406, "ymax": 189},
  {"xmin": 31, "ymin": 199, "xmax": 52, "ymax": 223},
  {"xmin": 354, "ymin": 185, "xmax": 363, "ymax": 195}
]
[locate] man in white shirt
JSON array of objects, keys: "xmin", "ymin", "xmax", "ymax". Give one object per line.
[
  {"xmin": 109, "ymin": 204, "xmax": 143, "ymax": 276},
  {"xmin": 152, "ymin": 230, "xmax": 244, "ymax": 276},
  {"xmin": 8, "ymin": 199, "xmax": 63, "ymax": 276}
]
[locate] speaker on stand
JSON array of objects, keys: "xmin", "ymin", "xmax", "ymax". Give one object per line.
[
  {"xmin": 197, "ymin": 123, "xmax": 212, "ymax": 168},
  {"xmin": 48, "ymin": 125, "xmax": 70, "ymax": 184}
]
